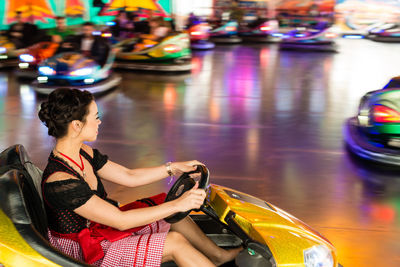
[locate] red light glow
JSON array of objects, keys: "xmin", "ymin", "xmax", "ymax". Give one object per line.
[
  {"xmin": 260, "ymin": 26, "xmax": 271, "ymax": 31},
  {"xmin": 373, "ymin": 105, "xmax": 400, "ymax": 123}
]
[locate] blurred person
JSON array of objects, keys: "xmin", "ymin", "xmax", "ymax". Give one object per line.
[
  {"xmin": 131, "ymin": 13, "xmax": 151, "ymax": 34},
  {"xmin": 60, "ymin": 22, "xmax": 109, "ymax": 66},
  {"xmin": 47, "ymin": 16, "xmax": 75, "ymax": 43},
  {"xmin": 168, "ymin": 13, "xmax": 177, "ymax": 31},
  {"xmin": 132, "ymin": 16, "xmax": 171, "ymax": 52},
  {"xmin": 110, "ymin": 11, "xmax": 134, "ymax": 40},
  {"xmin": 186, "ymin": 12, "xmax": 201, "ymax": 28},
  {"xmin": 229, "ymin": 0, "xmax": 245, "ymax": 25},
  {"xmin": 149, "ymin": 16, "xmax": 171, "ymax": 40},
  {"xmin": 6, "ymin": 11, "xmax": 40, "ymax": 48}
]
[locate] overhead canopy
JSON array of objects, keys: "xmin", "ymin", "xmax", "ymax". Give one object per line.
[
  {"xmin": 6, "ymin": 0, "xmax": 54, "ymax": 23},
  {"xmin": 102, "ymin": 0, "xmax": 168, "ymax": 17},
  {"xmin": 65, "ymin": 0, "xmax": 85, "ymax": 17}
]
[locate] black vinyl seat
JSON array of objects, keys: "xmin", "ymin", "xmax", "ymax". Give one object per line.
[
  {"xmin": 0, "ymin": 144, "xmax": 177, "ymax": 267},
  {"xmin": 0, "ymin": 144, "xmax": 90, "ymax": 267}
]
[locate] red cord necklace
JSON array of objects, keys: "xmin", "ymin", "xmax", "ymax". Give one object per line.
[{"xmin": 56, "ymin": 150, "xmax": 86, "ymax": 178}]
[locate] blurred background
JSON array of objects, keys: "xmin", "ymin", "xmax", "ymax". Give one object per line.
[{"xmin": 1, "ymin": 0, "xmax": 400, "ymax": 267}]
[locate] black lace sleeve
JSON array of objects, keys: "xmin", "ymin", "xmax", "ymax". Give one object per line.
[
  {"xmin": 44, "ymin": 178, "xmax": 94, "ymax": 210},
  {"xmin": 92, "ymin": 148, "xmax": 108, "ymax": 171}
]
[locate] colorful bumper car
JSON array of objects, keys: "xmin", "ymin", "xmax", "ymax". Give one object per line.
[
  {"xmin": 114, "ymin": 32, "xmax": 192, "ymax": 72},
  {"xmin": 188, "ymin": 23, "xmax": 215, "ymax": 50},
  {"xmin": 0, "ymin": 144, "xmax": 341, "ymax": 267},
  {"xmin": 15, "ymin": 42, "xmax": 59, "ymax": 79},
  {"xmin": 344, "ymin": 77, "xmax": 400, "ymax": 166},
  {"xmin": 367, "ymin": 24, "xmax": 400, "ymax": 42},
  {"xmin": 239, "ymin": 19, "xmax": 281, "ymax": 43},
  {"xmin": 279, "ymin": 23, "xmax": 338, "ymax": 52},
  {"xmin": 32, "ymin": 49, "xmax": 121, "ymax": 95},
  {"xmin": 0, "ymin": 35, "xmax": 23, "ymax": 68},
  {"xmin": 209, "ymin": 21, "xmax": 242, "ymax": 44}
]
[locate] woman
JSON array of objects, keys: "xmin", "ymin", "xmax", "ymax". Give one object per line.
[{"xmin": 38, "ymin": 88, "xmax": 241, "ymax": 266}]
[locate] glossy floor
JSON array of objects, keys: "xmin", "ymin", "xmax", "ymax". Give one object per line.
[{"xmin": 1, "ymin": 38, "xmax": 400, "ymax": 266}]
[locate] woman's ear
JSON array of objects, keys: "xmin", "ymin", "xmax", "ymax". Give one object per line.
[{"xmin": 71, "ymin": 120, "xmax": 83, "ymax": 132}]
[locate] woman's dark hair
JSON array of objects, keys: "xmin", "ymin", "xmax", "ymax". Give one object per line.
[{"xmin": 38, "ymin": 88, "xmax": 94, "ymax": 138}]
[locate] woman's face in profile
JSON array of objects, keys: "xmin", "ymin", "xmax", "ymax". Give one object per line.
[{"xmin": 81, "ymin": 101, "xmax": 101, "ymax": 142}]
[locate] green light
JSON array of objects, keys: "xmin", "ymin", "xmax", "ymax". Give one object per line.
[{"xmin": 248, "ymin": 248, "xmax": 256, "ymax": 256}]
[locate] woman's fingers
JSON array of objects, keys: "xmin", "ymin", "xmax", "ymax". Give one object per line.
[
  {"xmin": 181, "ymin": 183, "xmax": 206, "ymax": 209},
  {"xmin": 190, "ymin": 160, "xmax": 204, "ymax": 167},
  {"xmin": 192, "ymin": 181, "xmax": 199, "ymax": 190}
]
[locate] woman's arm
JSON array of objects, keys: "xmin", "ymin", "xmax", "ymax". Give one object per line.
[
  {"xmin": 97, "ymin": 159, "xmax": 202, "ymax": 187},
  {"xmin": 74, "ymin": 182, "xmax": 206, "ymax": 231},
  {"xmin": 82, "ymin": 144, "xmax": 203, "ymax": 187}
]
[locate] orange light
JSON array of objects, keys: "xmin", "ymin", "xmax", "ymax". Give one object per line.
[
  {"xmin": 225, "ymin": 26, "xmax": 237, "ymax": 32},
  {"xmin": 325, "ymin": 32, "xmax": 337, "ymax": 39},
  {"xmin": 101, "ymin": 32, "xmax": 112, "ymax": 38}
]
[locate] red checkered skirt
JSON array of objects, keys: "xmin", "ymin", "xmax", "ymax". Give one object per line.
[{"xmin": 48, "ymin": 220, "xmax": 171, "ymax": 267}]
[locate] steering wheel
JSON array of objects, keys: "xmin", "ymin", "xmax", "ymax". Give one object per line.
[{"xmin": 164, "ymin": 165, "xmax": 210, "ymax": 223}]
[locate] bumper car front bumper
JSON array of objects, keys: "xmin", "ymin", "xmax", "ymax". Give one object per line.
[
  {"xmin": 33, "ymin": 73, "xmax": 121, "ymax": 95},
  {"xmin": 344, "ymin": 117, "xmax": 400, "ymax": 166},
  {"xmin": 279, "ymin": 41, "xmax": 337, "ymax": 52},
  {"xmin": 115, "ymin": 58, "xmax": 192, "ymax": 72}
]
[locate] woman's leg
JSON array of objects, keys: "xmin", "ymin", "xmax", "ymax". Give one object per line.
[
  {"xmin": 170, "ymin": 217, "xmax": 243, "ymax": 266},
  {"xmin": 162, "ymin": 231, "xmax": 215, "ymax": 267}
]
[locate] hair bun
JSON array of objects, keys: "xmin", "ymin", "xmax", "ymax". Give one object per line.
[{"xmin": 38, "ymin": 88, "xmax": 94, "ymax": 138}]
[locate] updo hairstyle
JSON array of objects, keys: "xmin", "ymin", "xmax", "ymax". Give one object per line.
[{"xmin": 38, "ymin": 88, "xmax": 94, "ymax": 139}]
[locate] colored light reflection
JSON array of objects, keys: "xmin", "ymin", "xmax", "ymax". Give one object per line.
[
  {"xmin": 259, "ymin": 48, "xmax": 269, "ymax": 69},
  {"xmin": 362, "ymin": 202, "xmax": 397, "ymax": 223},
  {"xmin": 191, "ymin": 56, "xmax": 202, "ymax": 74},
  {"xmin": 163, "ymin": 84, "xmax": 177, "ymax": 110},
  {"xmin": 19, "ymin": 84, "xmax": 36, "ymax": 114},
  {"xmin": 0, "ymin": 74, "xmax": 8, "ymax": 97}
]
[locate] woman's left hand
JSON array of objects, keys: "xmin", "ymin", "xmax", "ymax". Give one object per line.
[{"xmin": 170, "ymin": 160, "xmax": 204, "ymax": 175}]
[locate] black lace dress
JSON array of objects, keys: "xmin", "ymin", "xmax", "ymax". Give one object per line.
[
  {"xmin": 41, "ymin": 148, "xmax": 170, "ymax": 266},
  {"xmin": 42, "ymin": 148, "xmax": 118, "ymax": 234}
]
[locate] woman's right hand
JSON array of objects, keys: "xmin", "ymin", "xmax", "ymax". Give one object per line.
[{"xmin": 173, "ymin": 182, "xmax": 206, "ymax": 212}]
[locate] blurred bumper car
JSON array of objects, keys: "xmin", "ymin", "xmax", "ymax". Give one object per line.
[
  {"xmin": 32, "ymin": 49, "xmax": 121, "ymax": 95},
  {"xmin": 188, "ymin": 23, "xmax": 215, "ymax": 50},
  {"xmin": 0, "ymin": 35, "xmax": 24, "ymax": 68},
  {"xmin": 15, "ymin": 42, "xmax": 59, "ymax": 79},
  {"xmin": 239, "ymin": 19, "xmax": 281, "ymax": 43},
  {"xmin": 344, "ymin": 77, "xmax": 400, "ymax": 166},
  {"xmin": 279, "ymin": 23, "xmax": 338, "ymax": 52},
  {"xmin": 114, "ymin": 32, "xmax": 192, "ymax": 72},
  {"xmin": 367, "ymin": 24, "xmax": 400, "ymax": 42},
  {"xmin": 209, "ymin": 21, "xmax": 242, "ymax": 44}
]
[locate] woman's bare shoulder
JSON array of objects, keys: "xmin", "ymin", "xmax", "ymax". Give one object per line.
[
  {"xmin": 81, "ymin": 143, "xmax": 94, "ymax": 157},
  {"xmin": 46, "ymin": 171, "xmax": 79, "ymax": 183}
]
